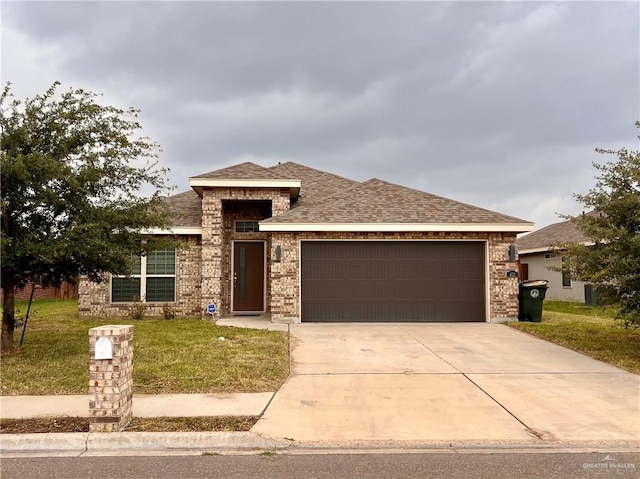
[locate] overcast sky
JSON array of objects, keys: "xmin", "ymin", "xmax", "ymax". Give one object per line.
[{"xmin": 2, "ymin": 1, "xmax": 638, "ymax": 230}]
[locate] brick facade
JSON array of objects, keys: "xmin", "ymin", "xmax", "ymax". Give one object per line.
[
  {"xmin": 269, "ymin": 231, "xmax": 519, "ymax": 322},
  {"xmin": 78, "ymin": 235, "xmax": 202, "ymax": 317},
  {"xmin": 79, "ymin": 177, "xmax": 522, "ymax": 322},
  {"xmin": 200, "ymin": 188, "xmax": 290, "ymax": 317}
]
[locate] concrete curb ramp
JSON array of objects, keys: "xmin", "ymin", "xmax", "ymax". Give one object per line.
[{"xmin": 0, "ymin": 432, "xmax": 293, "ymax": 453}]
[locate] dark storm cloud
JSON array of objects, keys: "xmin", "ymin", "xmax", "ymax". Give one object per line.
[{"xmin": 3, "ymin": 1, "xmax": 638, "ymax": 227}]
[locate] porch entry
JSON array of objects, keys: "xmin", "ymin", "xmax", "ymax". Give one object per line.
[{"xmin": 232, "ymin": 242, "xmax": 265, "ymax": 313}]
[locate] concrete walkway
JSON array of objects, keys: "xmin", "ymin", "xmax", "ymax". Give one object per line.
[
  {"xmin": 252, "ymin": 323, "xmax": 640, "ymax": 445},
  {"xmin": 0, "ymin": 393, "xmax": 274, "ymax": 419}
]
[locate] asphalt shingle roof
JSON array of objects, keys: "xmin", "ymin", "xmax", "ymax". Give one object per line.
[
  {"xmin": 268, "ymin": 162, "xmax": 360, "ymax": 208},
  {"xmin": 164, "ymin": 190, "xmax": 202, "ymax": 227},
  {"xmin": 191, "ymin": 161, "xmax": 287, "ymax": 180},
  {"xmin": 517, "ymin": 217, "xmax": 591, "ymax": 251},
  {"xmin": 262, "ymin": 176, "xmax": 529, "ymax": 225},
  {"xmin": 167, "ymin": 161, "xmax": 531, "ymax": 229}
]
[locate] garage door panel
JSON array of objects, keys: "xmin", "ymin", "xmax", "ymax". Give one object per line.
[
  {"xmin": 301, "ymin": 242, "xmax": 485, "ymax": 322},
  {"xmin": 441, "ymin": 261, "xmax": 480, "ymax": 280},
  {"xmin": 303, "ymin": 299, "xmax": 484, "ymax": 322}
]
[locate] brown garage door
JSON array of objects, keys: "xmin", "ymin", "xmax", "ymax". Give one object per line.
[{"xmin": 301, "ymin": 241, "xmax": 485, "ymax": 322}]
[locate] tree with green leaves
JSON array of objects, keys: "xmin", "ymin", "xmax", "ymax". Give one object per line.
[
  {"xmin": 564, "ymin": 122, "xmax": 640, "ymax": 326},
  {"xmin": 1, "ymin": 82, "xmax": 172, "ymax": 353}
]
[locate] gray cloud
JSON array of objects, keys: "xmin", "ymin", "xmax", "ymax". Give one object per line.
[{"xmin": 2, "ymin": 1, "xmax": 638, "ymax": 228}]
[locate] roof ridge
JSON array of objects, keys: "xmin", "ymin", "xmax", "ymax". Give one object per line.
[
  {"xmin": 521, "ymin": 218, "xmax": 569, "ymax": 236},
  {"xmin": 192, "ymin": 161, "xmax": 284, "ymax": 179},
  {"xmin": 165, "ymin": 189, "xmax": 199, "ymax": 199},
  {"xmin": 269, "ymin": 161, "xmax": 361, "ymax": 185}
]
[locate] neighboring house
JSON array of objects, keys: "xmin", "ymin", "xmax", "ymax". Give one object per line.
[
  {"xmin": 516, "ymin": 217, "xmax": 593, "ymax": 303},
  {"xmin": 79, "ymin": 162, "xmax": 533, "ymax": 323}
]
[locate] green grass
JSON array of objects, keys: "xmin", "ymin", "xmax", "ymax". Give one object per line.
[
  {"xmin": 509, "ymin": 302, "xmax": 640, "ymax": 373},
  {"xmin": 543, "ymin": 301, "xmax": 618, "ymax": 318},
  {"xmin": 1, "ymin": 299, "xmax": 289, "ymax": 396}
]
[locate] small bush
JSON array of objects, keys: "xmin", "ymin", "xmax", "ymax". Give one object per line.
[
  {"xmin": 162, "ymin": 303, "xmax": 176, "ymax": 320},
  {"xmin": 129, "ymin": 297, "xmax": 145, "ymax": 321}
]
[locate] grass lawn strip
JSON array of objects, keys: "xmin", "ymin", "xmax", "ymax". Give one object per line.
[
  {"xmin": 0, "ymin": 416, "xmax": 258, "ymax": 434},
  {"xmin": 1, "ymin": 299, "xmax": 289, "ymax": 396},
  {"xmin": 509, "ymin": 301, "xmax": 640, "ymax": 374}
]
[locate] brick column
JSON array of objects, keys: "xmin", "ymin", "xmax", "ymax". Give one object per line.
[
  {"xmin": 88, "ymin": 325, "xmax": 134, "ymax": 432},
  {"xmin": 201, "ymin": 189, "xmax": 223, "ymax": 317},
  {"xmin": 270, "ymin": 231, "xmax": 300, "ymax": 321}
]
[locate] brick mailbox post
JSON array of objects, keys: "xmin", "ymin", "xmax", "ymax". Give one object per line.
[{"xmin": 88, "ymin": 325, "xmax": 134, "ymax": 432}]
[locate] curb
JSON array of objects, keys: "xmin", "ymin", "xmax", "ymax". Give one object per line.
[
  {"xmin": 1, "ymin": 433, "xmax": 88, "ymax": 452},
  {"xmin": 3, "ymin": 433, "xmax": 639, "ymax": 456},
  {"xmin": 0, "ymin": 432, "xmax": 293, "ymax": 453}
]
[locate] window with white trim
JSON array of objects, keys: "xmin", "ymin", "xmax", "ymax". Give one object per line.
[{"xmin": 112, "ymin": 245, "xmax": 176, "ymax": 302}]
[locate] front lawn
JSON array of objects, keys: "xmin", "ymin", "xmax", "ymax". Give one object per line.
[
  {"xmin": 1, "ymin": 299, "xmax": 289, "ymax": 395},
  {"xmin": 509, "ymin": 301, "xmax": 640, "ymax": 373}
]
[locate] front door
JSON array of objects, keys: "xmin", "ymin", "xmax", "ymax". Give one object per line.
[{"xmin": 233, "ymin": 242, "xmax": 265, "ymax": 312}]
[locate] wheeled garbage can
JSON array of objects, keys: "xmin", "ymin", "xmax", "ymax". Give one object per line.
[{"xmin": 518, "ymin": 280, "xmax": 549, "ymax": 322}]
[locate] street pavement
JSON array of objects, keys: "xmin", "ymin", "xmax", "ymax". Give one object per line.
[{"xmin": 3, "ymin": 451, "xmax": 640, "ymax": 479}]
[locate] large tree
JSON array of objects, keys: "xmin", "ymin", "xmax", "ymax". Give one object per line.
[
  {"xmin": 1, "ymin": 82, "xmax": 172, "ymax": 353},
  {"xmin": 564, "ymin": 122, "xmax": 640, "ymax": 326}
]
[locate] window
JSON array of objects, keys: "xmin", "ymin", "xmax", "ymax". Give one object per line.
[
  {"xmin": 112, "ymin": 246, "xmax": 175, "ymax": 302},
  {"xmin": 235, "ymin": 221, "xmax": 260, "ymax": 233},
  {"xmin": 544, "ymin": 253, "xmax": 558, "ymax": 260},
  {"xmin": 561, "ymin": 256, "xmax": 572, "ymax": 287}
]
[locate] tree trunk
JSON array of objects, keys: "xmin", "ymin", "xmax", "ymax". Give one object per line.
[{"xmin": 1, "ymin": 277, "xmax": 16, "ymax": 354}]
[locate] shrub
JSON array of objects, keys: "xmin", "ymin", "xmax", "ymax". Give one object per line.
[
  {"xmin": 129, "ymin": 297, "xmax": 146, "ymax": 321},
  {"xmin": 162, "ymin": 303, "xmax": 176, "ymax": 320}
]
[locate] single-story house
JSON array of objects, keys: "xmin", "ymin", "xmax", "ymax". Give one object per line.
[
  {"xmin": 79, "ymin": 162, "xmax": 533, "ymax": 322},
  {"xmin": 516, "ymin": 217, "xmax": 594, "ymax": 303}
]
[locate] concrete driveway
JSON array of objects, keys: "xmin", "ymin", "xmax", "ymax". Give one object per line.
[{"xmin": 252, "ymin": 323, "xmax": 639, "ymax": 445}]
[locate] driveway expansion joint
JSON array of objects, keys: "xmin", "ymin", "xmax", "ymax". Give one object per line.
[{"xmin": 396, "ymin": 324, "xmax": 542, "ymax": 439}]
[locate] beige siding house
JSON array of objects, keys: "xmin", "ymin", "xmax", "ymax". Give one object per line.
[
  {"xmin": 516, "ymin": 218, "xmax": 593, "ymax": 303},
  {"xmin": 79, "ymin": 162, "xmax": 533, "ymax": 322}
]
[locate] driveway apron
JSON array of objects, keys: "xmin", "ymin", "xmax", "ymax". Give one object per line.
[{"xmin": 251, "ymin": 323, "xmax": 639, "ymax": 444}]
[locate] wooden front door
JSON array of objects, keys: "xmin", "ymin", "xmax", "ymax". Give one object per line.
[{"xmin": 233, "ymin": 242, "xmax": 265, "ymax": 312}]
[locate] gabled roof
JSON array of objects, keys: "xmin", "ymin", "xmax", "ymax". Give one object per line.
[
  {"xmin": 517, "ymin": 217, "xmax": 592, "ymax": 254},
  {"xmin": 164, "ymin": 161, "xmax": 533, "ymax": 234},
  {"xmin": 261, "ymin": 177, "xmax": 532, "ymax": 232},
  {"xmin": 189, "ymin": 161, "xmax": 301, "ymax": 198},
  {"xmin": 192, "ymin": 161, "xmax": 285, "ymax": 180},
  {"xmin": 268, "ymin": 162, "xmax": 360, "ymax": 208}
]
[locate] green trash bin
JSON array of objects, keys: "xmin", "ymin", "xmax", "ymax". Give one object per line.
[{"xmin": 518, "ymin": 280, "xmax": 549, "ymax": 322}]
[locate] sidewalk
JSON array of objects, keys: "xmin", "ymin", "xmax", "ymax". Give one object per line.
[
  {"xmin": 1, "ymin": 392, "xmax": 289, "ymax": 454},
  {"xmin": 0, "ymin": 393, "xmax": 274, "ymax": 419}
]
